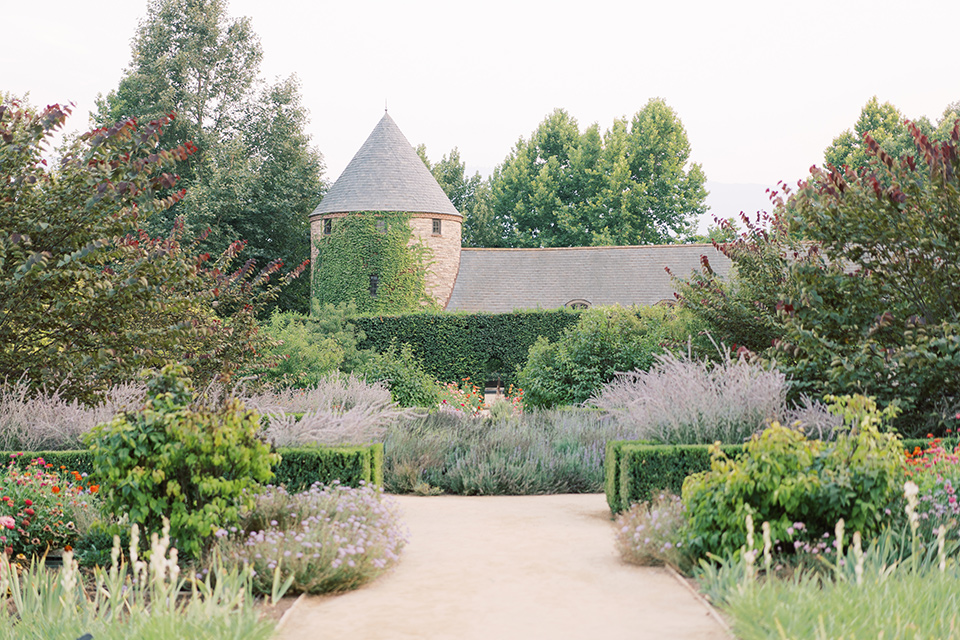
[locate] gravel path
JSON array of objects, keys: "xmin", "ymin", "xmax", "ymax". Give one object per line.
[{"xmin": 276, "ymin": 494, "xmax": 730, "ymax": 640}]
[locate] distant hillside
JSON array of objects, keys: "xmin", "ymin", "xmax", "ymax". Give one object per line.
[{"xmin": 699, "ymin": 181, "xmax": 774, "ymax": 233}]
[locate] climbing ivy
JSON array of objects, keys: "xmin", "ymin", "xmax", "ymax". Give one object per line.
[{"xmin": 312, "ymin": 212, "xmax": 436, "ymax": 313}]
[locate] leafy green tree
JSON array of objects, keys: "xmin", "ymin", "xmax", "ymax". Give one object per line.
[
  {"xmin": 488, "ymin": 108, "xmax": 585, "ymax": 247},
  {"xmin": 95, "ymin": 0, "xmax": 263, "ymax": 188},
  {"xmin": 182, "ymin": 77, "xmax": 323, "ymax": 312},
  {"xmin": 593, "ymin": 101, "xmax": 707, "ymax": 245},
  {"xmin": 823, "ymin": 96, "xmax": 940, "ymax": 175},
  {"xmin": 779, "ymin": 120, "xmax": 960, "ymax": 433},
  {"xmin": 96, "ymin": 0, "xmax": 322, "ymax": 312},
  {"xmin": 678, "ymin": 119, "xmax": 960, "ymax": 435},
  {"xmin": 0, "ymin": 99, "xmax": 302, "ymax": 402},
  {"xmin": 488, "ymin": 100, "xmax": 706, "ymax": 248}
]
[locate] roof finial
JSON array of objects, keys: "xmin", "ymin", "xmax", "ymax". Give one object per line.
[{"xmin": 385, "ymin": 98, "xmax": 388, "ymax": 113}]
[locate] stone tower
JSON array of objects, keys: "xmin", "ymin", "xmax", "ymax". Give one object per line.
[{"xmin": 310, "ymin": 113, "xmax": 462, "ymax": 308}]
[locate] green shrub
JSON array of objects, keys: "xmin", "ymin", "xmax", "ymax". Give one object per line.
[
  {"xmin": 354, "ymin": 308, "xmax": 581, "ymax": 387},
  {"xmin": 0, "ymin": 445, "xmax": 384, "ymax": 496},
  {"xmin": 250, "ymin": 305, "xmax": 368, "ymax": 388},
  {"xmin": 83, "ymin": 365, "xmax": 278, "ymax": 559},
  {"xmin": 607, "ymin": 441, "xmax": 741, "ymax": 514},
  {"xmin": 517, "ymin": 305, "xmax": 695, "ymax": 408},
  {"xmin": 358, "ymin": 341, "xmax": 441, "ymax": 407},
  {"xmin": 275, "ymin": 444, "xmax": 383, "ymax": 492},
  {"xmin": 73, "ymin": 521, "xmax": 132, "ymax": 568},
  {"xmin": 681, "ymin": 396, "xmax": 905, "ymax": 560},
  {"xmin": 606, "ymin": 435, "xmax": 956, "ymax": 516}
]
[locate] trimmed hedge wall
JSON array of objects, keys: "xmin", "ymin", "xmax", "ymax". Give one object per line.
[
  {"xmin": 353, "ymin": 308, "xmax": 581, "ymax": 386},
  {"xmin": 275, "ymin": 443, "xmax": 384, "ymax": 492},
  {"xmin": 606, "ymin": 437, "xmax": 960, "ymax": 514},
  {"xmin": 5, "ymin": 443, "xmax": 384, "ymax": 491}
]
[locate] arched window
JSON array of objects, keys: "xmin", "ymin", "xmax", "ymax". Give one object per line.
[{"xmin": 565, "ymin": 299, "xmax": 591, "ymax": 310}]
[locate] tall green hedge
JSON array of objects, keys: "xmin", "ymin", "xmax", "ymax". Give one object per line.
[
  {"xmin": 605, "ymin": 436, "xmax": 959, "ymax": 514},
  {"xmin": 353, "ymin": 309, "xmax": 582, "ymax": 386},
  {"xmin": 4, "ymin": 444, "xmax": 384, "ymax": 491}
]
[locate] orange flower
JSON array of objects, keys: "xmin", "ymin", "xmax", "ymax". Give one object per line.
[
  {"xmin": 88, "ymin": 485, "xmax": 99, "ymax": 494},
  {"xmin": 51, "ymin": 486, "xmax": 60, "ymax": 494}
]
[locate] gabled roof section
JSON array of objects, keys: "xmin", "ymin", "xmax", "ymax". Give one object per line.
[
  {"xmin": 444, "ymin": 244, "xmax": 733, "ymax": 313},
  {"xmin": 311, "ymin": 113, "xmax": 460, "ymax": 217}
]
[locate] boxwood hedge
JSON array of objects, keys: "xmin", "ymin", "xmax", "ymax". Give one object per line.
[
  {"xmin": 605, "ymin": 436, "xmax": 959, "ymax": 514},
  {"xmin": 4, "ymin": 443, "xmax": 384, "ymax": 491}
]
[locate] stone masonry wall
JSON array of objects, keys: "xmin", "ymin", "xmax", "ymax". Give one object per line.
[{"xmin": 409, "ymin": 213, "xmax": 462, "ymax": 308}]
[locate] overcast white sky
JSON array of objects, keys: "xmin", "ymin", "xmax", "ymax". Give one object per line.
[{"xmin": 5, "ymin": 0, "xmax": 958, "ymax": 222}]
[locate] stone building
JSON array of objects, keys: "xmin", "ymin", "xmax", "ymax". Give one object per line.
[
  {"xmin": 310, "ymin": 112, "xmax": 463, "ymax": 307},
  {"xmin": 311, "ymin": 113, "xmax": 733, "ymax": 312}
]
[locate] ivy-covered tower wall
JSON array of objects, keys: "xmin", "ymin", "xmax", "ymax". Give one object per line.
[{"xmin": 308, "ymin": 112, "xmax": 464, "ymax": 313}]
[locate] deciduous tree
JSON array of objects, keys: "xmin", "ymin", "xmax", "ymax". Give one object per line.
[
  {"xmin": 96, "ymin": 0, "xmax": 322, "ymax": 312},
  {"xmin": 0, "ymin": 99, "xmax": 302, "ymax": 402},
  {"xmin": 488, "ymin": 100, "xmax": 707, "ymax": 248}
]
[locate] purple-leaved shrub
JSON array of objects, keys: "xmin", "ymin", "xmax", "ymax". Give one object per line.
[
  {"xmin": 591, "ymin": 351, "xmax": 787, "ymax": 444},
  {"xmin": 214, "ymin": 481, "xmax": 407, "ymax": 595}
]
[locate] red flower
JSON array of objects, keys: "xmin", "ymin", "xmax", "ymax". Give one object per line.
[{"xmin": 23, "ymin": 499, "xmax": 32, "ymax": 506}]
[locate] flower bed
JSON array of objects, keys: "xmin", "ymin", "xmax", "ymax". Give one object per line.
[{"xmin": 611, "ymin": 397, "xmax": 960, "ymax": 638}]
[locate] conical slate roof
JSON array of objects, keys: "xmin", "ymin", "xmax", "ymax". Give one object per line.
[{"xmin": 311, "ymin": 113, "xmax": 460, "ymax": 217}]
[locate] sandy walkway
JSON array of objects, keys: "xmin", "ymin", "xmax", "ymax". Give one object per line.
[{"xmin": 277, "ymin": 494, "xmax": 730, "ymax": 640}]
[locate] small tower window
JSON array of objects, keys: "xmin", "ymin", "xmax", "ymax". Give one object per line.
[
  {"xmin": 432, "ymin": 219, "xmax": 442, "ymax": 235},
  {"xmin": 369, "ymin": 274, "xmax": 379, "ymax": 297},
  {"xmin": 323, "ymin": 218, "xmax": 332, "ymax": 235}
]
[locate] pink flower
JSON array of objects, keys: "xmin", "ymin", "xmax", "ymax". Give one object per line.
[{"xmin": 0, "ymin": 517, "xmax": 13, "ymax": 530}]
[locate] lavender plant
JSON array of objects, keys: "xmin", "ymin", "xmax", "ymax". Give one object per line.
[
  {"xmin": 249, "ymin": 375, "xmax": 414, "ymax": 446},
  {"xmin": 0, "ymin": 379, "xmax": 144, "ymax": 451},
  {"xmin": 590, "ymin": 351, "xmax": 787, "ymax": 444},
  {"xmin": 614, "ymin": 492, "xmax": 688, "ymax": 569},
  {"xmin": 213, "ymin": 481, "xmax": 407, "ymax": 595},
  {"xmin": 384, "ymin": 409, "xmax": 634, "ymax": 495}
]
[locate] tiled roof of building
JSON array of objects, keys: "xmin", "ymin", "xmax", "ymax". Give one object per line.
[
  {"xmin": 444, "ymin": 244, "xmax": 733, "ymax": 313},
  {"xmin": 311, "ymin": 113, "xmax": 460, "ymax": 218}
]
